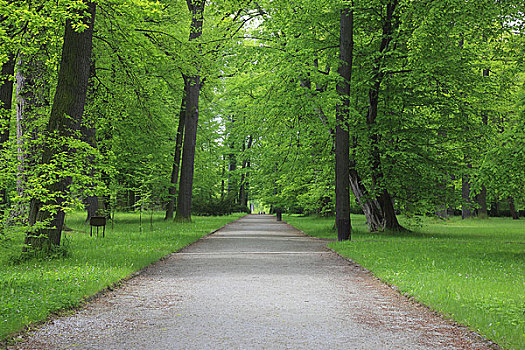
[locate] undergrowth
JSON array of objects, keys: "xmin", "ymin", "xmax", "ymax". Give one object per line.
[{"xmin": 285, "ymin": 214, "xmax": 525, "ymax": 350}]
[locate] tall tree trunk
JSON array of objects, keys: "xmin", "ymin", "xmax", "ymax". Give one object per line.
[
  {"xmin": 334, "ymin": 3, "xmax": 353, "ymax": 241},
  {"xmin": 220, "ymin": 154, "xmax": 226, "ymax": 199},
  {"xmin": 461, "ymin": 163, "xmax": 473, "ymax": 219},
  {"xmin": 508, "ymin": 196, "xmax": 519, "ymax": 220},
  {"xmin": 0, "ymin": 55, "xmax": 15, "ymax": 214},
  {"xmin": 82, "ymin": 61, "xmax": 102, "ymax": 223},
  {"xmin": 476, "ymin": 68, "xmax": 490, "ymax": 218},
  {"xmin": 476, "ymin": 186, "xmax": 488, "ymax": 218},
  {"xmin": 238, "ymin": 136, "xmax": 253, "ymax": 207},
  {"xmin": 489, "ymin": 200, "xmax": 499, "ymax": 217},
  {"xmin": 15, "ymin": 47, "xmax": 50, "ymax": 221},
  {"xmin": 165, "ymin": 82, "xmax": 187, "ymax": 220},
  {"xmin": 315, "ymin": 89, "xmax": 383, "ymax": 232},
  {"xmin": 0, "ymin": 56, "xmax": 14, "ymax": 145},
  {"xmin": 81, "ymin": 123, "xmax": 102, "ymax": 222},
  {"xmin": 24, "ymin": 2, "xmax": 96, "ymax": 251},
  {"xmin": 175, "ymin": 0, "xmax": 205, "ymax": 222},
  {"xmin": 227, "ymin": 121, "xmax": 237, "ymax": 200},
  {"xmin": 366, "ymin": 0, "xmax": 405, "ymax": 231},
  {"xmin": 349, "ymin": 167, "xmax": 383, "ymax": 232}
]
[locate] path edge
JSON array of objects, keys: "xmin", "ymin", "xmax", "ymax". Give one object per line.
[
  {"xmin": 3, "ymin": 214, "xmax": 248, "ymax": 349},
  {"xmin": 283, "ymin": 219, "xmax": 501, "ymax": 350}
]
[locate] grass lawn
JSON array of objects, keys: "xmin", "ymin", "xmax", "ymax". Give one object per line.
[
  {"xmin": 285, "ymin": 214, "xmax": 525, "ymax": 350},
  {"xmin": 0, "ymin": 211, "xmax": 243, "ymax": 341}
]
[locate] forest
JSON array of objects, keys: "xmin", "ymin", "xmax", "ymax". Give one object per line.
[
  {"xmin": 1, "ymin": 1, "xmax": 525, "ymax": 348},
  {"xmin": 0, "ymin": 0, "xmax": 524, "ymax": 246}
]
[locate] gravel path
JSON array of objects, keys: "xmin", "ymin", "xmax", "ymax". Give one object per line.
[{"xmin": 10, "ymin": 215, "xmax": 493, "ymax": 349}]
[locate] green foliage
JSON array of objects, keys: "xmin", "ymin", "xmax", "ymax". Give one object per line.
[
  {"xmin": 0, "ymin": 211, "xmax": 242, "ymax": 341},
  {"xmin": 286, "ymin": 214, "xmax": 525, "ymax": 349},
  {"xmin": 191, "ymin": 197, "xmax": 250, "ymax": 216},
  {"xmin": 211, "ymin": 0, "xmax": 525, "ymax": 220}
]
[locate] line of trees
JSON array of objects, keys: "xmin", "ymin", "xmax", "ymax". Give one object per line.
[
  {"xmin": 0, "ymin": 0, "xmax": 258, "ymax": 253},
  {"xmin": 0, "ymin": 0, "xmax": 523, "ymax": 253},
  {"xmin": 218, "ymin": 0, "xmax": 525, "ymax": 240}
]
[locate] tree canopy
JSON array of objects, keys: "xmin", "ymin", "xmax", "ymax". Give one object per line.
[{"xmin": 0, "ymin": 0, "xmax": 523, "ymax": 250}]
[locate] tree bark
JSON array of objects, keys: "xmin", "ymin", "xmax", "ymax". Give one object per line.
[
  {"xmin": 476, "ymin": 64, "xmax": 490, "ymax": 218},
  {"xmin": 24, "ymin": 2, "xmax": 96, "ymax": 251},
  {"xmin": 508, "ymin": 196, "xmax": 519, "ymax": 220},
  {"xmin": 461, "ymin": 165, "xmax": 473, "ymax": 219},
  {"xmin": 366, "ymin": 0, "xmax": 405, "ymax": 231},
  {"xmin": 175, "ymin": 0, "xmax": 205, "ymax": 222},
  {"xmin": 0, "ymin": 55, "xmax": 15, "ymax": 213},
  {"xmin": 81, "ymin": 122, "xmax": 102, "ymax": 222},
  {"xmin": 317, "ymin": 105, "xmax": 383, "ymax": 232},
  {"xmin": 238, "ymin": 136, "xmax": 252, "ymax": 208},
  {"xmin": 0, "ymin": 56, "xmax": 14, "ymax": 145},
  {"xmin": 476, "ymin": 186, "xmax": 488, "ymax": 218},
  {"xmin": 227, "ymin": 119, "xmax": 237, "ymax": 200},
  {"xmin": 165, "ymin": 82, "xmax": 187, "ymax": 220},
  {"xmin": 489, "ymin": 200, "xmax": 499, "ymax": 217},
  {"xmin": 82, "ymin": 60, "xmax": 102, "ymax": 223},
  {"xmin": 349, "ymin": 167, "xmax": 383, "ymax": 232},
  {"xmin": 335, "ymin": 3, "xmax": 353, "ymax": 241},
  {"xmin": 15, "ymin": 46, "xmax": 50, "ymax": 221}
]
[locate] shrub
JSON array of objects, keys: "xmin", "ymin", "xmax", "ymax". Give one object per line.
[{"xmin": 191, "ymin": 197, "xmax": 250, "ymax": 216}]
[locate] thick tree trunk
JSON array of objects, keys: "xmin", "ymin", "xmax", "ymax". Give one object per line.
[
  {"xmin": 175, "ymin": 74, "xmax": 200, "ymax": 221},
  {"xmin": 15, "ymin": 47, "xmax": 50, "ymax": 221},
  {"xmin": 84, "ymin": 196, "xmax": 99, "ymax": 222},
  {"xmin": 461, "ymin": 170, "xmax": 473, "ymax": 219},
  {"xmin": 0, "ymin": 56, "xmax": 14, "ymax": 145},
  {"xmin": 24, "ymin": 2, "xmax": 96, "ymax": 251},
  {"xmin": 366, "ymin": 0, "xmax": 405, "ymax": 232},
  {"xmin": 508, "ymin": 196, "xmax": 519, "ymax": 220},
  {"xmin": 128, "ymin": 190, "xmax": 136, "ymax": 210},
  {"xmin": 476, "ymin": 186, "xmax": 488, "ymax": 218},
  {"xmin": 238, "ymin": 175, "xmax": 246, "ymax": 206},
  {"xmin": 0, "ymin": 55, "xmax": 15, "ymax": 213},
  {"xmin": 165, "ymin": 83, "xmax": 187, "ymax": 220},
  {"xmin": 227, "ymin": 132, "xmax": 237, "ymax": 199},
  {"xmin": 220, "ymin": 154, "xmax": 226, "ymax": 199},
  {"xmin": 334, "ymin": 4, "xmax": 353, "ymax": 241},
  {"xmin": 476, "ymin": 69, "xmax": 489, "ymax": 218},
  {"xmin": 379, "ymin": 190, "xmax": 403, "ymax": 230},
  {"xmin": 238, "ymin": 136, "xmax": 252, "ymax": 208},
  {"xmin": 81, "ymin": 126, "xmax": 102, "ymax": 222},
  {"xmin": 175, "ymin": 0, "xmax": 205, "ymax": 222},
  {"xmin": 82, "ymin": 61, "xmax": 102, "ymax": 223},
  {"xmin": 318, "ymin": 105, "xmax": 383, "ymax": 232},
  {"xmin": 349, "ymin": 168, "xmax": 383, "ymax": 232},
  {"xmin": 489, "ymin": 201, "xmax": 499, "ymax": 217}
]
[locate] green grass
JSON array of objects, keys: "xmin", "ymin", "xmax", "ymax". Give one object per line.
[
  {"xmin": 0, "ymin": 211, "xmax": 243, "ymax": 341},
  {"xmin": 285, "ymin": 214, "xmax": 525, "ymax": 350}
]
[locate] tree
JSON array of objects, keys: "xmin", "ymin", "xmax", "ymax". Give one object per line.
[
  {"xmin": 335, "ymin": 2, "xmax": 353, "ymax": 241},
  {"xmin": 165, "ymin": 83, "xmax": 187, "ymax": 220},
  {"xmin": 24, "ymin": 1, "xmax": 96, "ymax": 251},
  {"xmin": 175, "ymin": 0, "xmax": 206, "ymax": 222},
  {"xmin": 0, "ymin": 56, "xmax": 15, "ymax": 215}
]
